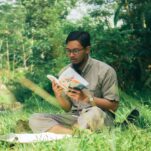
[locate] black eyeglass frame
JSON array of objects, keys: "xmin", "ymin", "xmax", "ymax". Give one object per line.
[{"xmin": 65, "ymin": 47, "xmax": 85, "ymax": 55}]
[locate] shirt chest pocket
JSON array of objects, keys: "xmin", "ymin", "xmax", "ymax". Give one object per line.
[
  {"xmin": 84, "ymin": 72, "xmax": 102, "ymax": 97},
  {"xmin": 88, "ymin": 83, "xmax": 101, "ymax": 97}
]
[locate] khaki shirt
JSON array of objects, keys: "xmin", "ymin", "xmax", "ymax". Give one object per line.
[{"xmin": 59, "ymin": 57, "xmax": 119, "ymax": 111}]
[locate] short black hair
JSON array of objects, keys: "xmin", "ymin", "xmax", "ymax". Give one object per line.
[{"xmin": 65, "ymin": 31, "xmax": 90, "ymax": 48}]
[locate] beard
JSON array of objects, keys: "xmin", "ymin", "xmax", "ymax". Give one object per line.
[{"xmin": 72, "ymin": 55, "xmax": 88, "ymax": 74}]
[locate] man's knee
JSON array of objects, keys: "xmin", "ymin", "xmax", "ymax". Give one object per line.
[
  {"xmin": 89, "ymin": 106, "xmax": 105, "ymax": 118},
  {"xmin": 29, "ymin": 113, "xmax": 41, "ymax": 125},
  {"xmin": 90, "ymin": 106, "xmax": 114, "ymax": 127},
  {"xmin": 28, "ymin": 113, "xmax": 41, "ymax": 132},
  {"xmin": 78, "ymin": 106, "xmax": 106, "ymax": 131},
  {"xmin": 29, "ymin": 113, "xmax": 56, "ymax": 133}
]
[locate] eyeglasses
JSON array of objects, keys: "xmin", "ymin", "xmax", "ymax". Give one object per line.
[{"xmin": 65, "ymin": 48, "xmax": 84, "ymax": 55}]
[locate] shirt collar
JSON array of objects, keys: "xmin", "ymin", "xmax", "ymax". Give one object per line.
[
  {"xmin": 81, "ymin": 56, "xmax": 93, "ymax": 75},
  {"xmin": 70, "ymin": 56, "xmax": 93, "ymax": 75}
]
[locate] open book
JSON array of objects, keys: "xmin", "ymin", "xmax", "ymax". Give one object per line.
[{"xmin": 47, "ymin": 67, "xmax": 89, "ymax": 91}]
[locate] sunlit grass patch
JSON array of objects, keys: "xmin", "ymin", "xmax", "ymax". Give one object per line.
[{"xmin": 0, "ymin": 91, "xmax": 151, "ymax": 150}]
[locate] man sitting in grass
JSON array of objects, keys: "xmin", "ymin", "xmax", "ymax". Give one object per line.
[{"xmin": 29, "ymin": 31, "xmax": 119, "ymax": 134}]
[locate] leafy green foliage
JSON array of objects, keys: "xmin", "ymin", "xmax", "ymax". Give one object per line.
[
  {"xmin": 0, "ymin": 3, "xmax": 29, "ymax": 70},
  {"xmin": 113, "ymin": 0, "xmax": 151, "ymax": 89},
  {"xmin": 19, "ymin": 0, "xmax": 76, "ymax": 88},
  {"xmin": 0, "ymin": 0, "xmax": 150, "ymax": 90}
]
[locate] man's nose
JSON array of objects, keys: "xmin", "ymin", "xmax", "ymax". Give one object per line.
[{"xmin": 69, "ymin": 52, "xmax": 75, "ymax": 57}]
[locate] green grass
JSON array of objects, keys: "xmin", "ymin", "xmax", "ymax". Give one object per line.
[{"xmin": 0, "ymin": 92, "xmax": 151, "ymax": 151}]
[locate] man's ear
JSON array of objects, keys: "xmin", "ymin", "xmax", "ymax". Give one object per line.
[{"xmin": 86, "ymin": 46, "xmax": 90, "ymax": 54}]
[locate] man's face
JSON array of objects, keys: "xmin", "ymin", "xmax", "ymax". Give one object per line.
[{"xmin": 65, "ymin": 40, "xmax": 90, "ymax": 65}]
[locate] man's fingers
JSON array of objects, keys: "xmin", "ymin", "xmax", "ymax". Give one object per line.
[
  {"xmin": 52, "ymin": 81, "xmax": 63, "ymax": 93},
  {"xmin": 68, "ymin": 88, "xmax": 80, "ymax": 94},
  {"xmin": 52, "ymin": 81, "xmax": 60, "ymax": 88},
  {"xmin": 66, "ymin": 91, "xmax": 79, "ymax": 100}
]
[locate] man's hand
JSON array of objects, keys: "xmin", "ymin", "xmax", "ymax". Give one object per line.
[
  {"xmin": 52, "ymin": 81, "xmax": 63, "ymax": 98},
  {"xmin": 52, "ymin": 81, "xmax": 72, "ymax": 111},
  {"xmin": 66, "ymin": 88, "xmax": 88, "ymax": 102}
]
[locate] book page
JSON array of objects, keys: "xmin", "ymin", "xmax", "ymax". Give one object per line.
[
  {"xmin": 47, "ymin": 75, "xmax": 66, "ymax": 89},
  {"xmin": 47, "ymin": 75, "xmax": 59, "ymax": 83}
]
